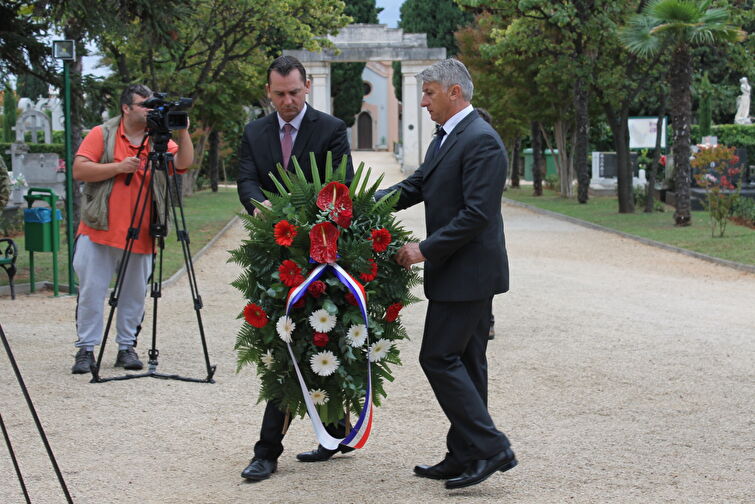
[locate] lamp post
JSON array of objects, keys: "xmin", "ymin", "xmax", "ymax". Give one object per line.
[{"xmin": 52, "ymin": 40, "xmax": 76, "ymax": 295}]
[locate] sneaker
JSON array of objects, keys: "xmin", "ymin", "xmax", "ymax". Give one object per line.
[
  {"xmin": 72, "ymin": 348, "xmax": 95, "ymax": 374},
  {"xmin": 115, "ymin": 347, "xmax": 144, "ymax": 370}
]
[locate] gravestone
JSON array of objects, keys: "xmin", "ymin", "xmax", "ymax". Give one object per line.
[
  {"xmin": 590, "ymin": 152, "xmax": 643, "ymax": 194},
  {"xmin": 9, "ymin": 109, "xmax": 63, "ymax": 199},
  {"xmin": 15, "ymin": 109, "xmax": 52, "ymax": 144}
]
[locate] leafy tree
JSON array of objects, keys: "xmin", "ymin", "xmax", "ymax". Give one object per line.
[
  {"xmin": 698, "ymin": 71, "xmax": 713, "ymax": 136},
  {"xmin": 17, "ymin": 68, "xmax": 48, "ymax": 101},
  {"xmin": 622, "ymin": 0, "xmax": 745, "ymax": 226},
  {"xmin": 331, "ymin": 0, "xmax": 382, "ymax": 128}
]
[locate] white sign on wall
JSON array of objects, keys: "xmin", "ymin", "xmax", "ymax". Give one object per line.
[{"xmin": 628, "ymin": 116, "xmax": 667, "ymax": 149}]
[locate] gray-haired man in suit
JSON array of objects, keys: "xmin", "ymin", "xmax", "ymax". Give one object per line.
[{"xmin": 376, "ymin": 58, "xmax": 516, "ymax": 490}]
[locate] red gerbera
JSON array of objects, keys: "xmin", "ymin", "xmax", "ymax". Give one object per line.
[
  {"xmin": 344, "ymin": 292, "xmax": 358, "ymax": 306},
  {"xmin": 309, "ymin": 222, "xmax": 340, "ymax": 264},
  {"xmin": 307, "ymin": 280, "xmax": 326, "ymax": 298},
  {"xmin": 243, "ymin": 303, "xmax": 268, "ymax": 328},
  {"xmin": 274, "ymin": 220, "xmax": 298, "ymax": 247},
  {"xmin": 370, "ymin": 228, "xmax": 392, "ymax": 252},
  {"xmin": 313, "ymin": 332, "xmax": 329, "ymax": 347},
  {"xmin": 359, "ymin": 258, "xmax": 378, "ymax": 282},
  {"xmin": 332, "ymin": 207, "xmax": 352, "ymax": 228},
  {"xmin": 279, "ymin": 260, "xmax": 304, "ymax": 287},
  {"xmin": 385, "ymin": 302, "xmax": 404, "ymax": 322}
]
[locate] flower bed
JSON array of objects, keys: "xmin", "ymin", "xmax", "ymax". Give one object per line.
[{"xmin": 231, "ymin": 155, "xmax": 420, "ymax": 426}]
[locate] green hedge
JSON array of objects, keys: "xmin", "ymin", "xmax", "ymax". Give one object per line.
[{"xmin": 0, "ymin": 142, "xmax": 66, "ymax": 171}]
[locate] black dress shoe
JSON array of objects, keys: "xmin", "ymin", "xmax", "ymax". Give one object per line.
[
  {"xmin": 296, "ymin": 444, "xmax": 355, "ymax": 462},
  {"xmin": 414, "ymin": 458, "xmax": 465, "ymax": 480},
  {"xmin": 241, "ymin": 458, "xmax": 277, "ymax": 481},
  {"xmin": 445, "ymin": 448, "xmax": 517, "ymax": 489}
]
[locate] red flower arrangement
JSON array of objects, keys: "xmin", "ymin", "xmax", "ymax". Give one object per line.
[
  {"xmin": 309, "ymin": 222, "xmax": 340, "ymax": 264},
  {"xmin": 274, "ymin": 220, "xmax": 298, "ymax": 246},
  {"xmin": 279, "ymin": 259, "xmax": 305, "ymax": 287},
  {"xmin": 307, "ymin": 280, "xmax": 326, "ymax": 298},
  {"xmin": 385, "ymin": 302, "xmax": 404, "ymax": 322},
  {"xmin": 313, "ymin": 332, "xmax": 329, "ymax": 347},
  {"xmin": 370, "ymin": 228, "xmax": 392, "ymax": 252},
  {"xmin": 344, "ymin": 292, "xmax": 358, "ymax": 306},
  {"xmin": 244, "ymin": 303, "xmax": 269, "ymax": 328},
  {"xmin": 359, "ymin": 258, "xmax": 378, "ymax": 282}
]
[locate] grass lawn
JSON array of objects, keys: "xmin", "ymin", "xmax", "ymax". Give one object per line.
[
  {"xmin": 503, "ymin": 187, "xmax": 755, "ymax": 267},
  {"xmin": 1, "ymin": 187, "xmax": 243, "ymax": 292}
]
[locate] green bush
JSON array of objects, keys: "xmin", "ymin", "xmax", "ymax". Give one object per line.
[{"xmin": 732, "ymin": 196, "xmax": 755, "ymax": 225}]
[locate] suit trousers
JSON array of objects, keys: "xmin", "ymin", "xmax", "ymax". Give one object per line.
[
  {"xmin": 253, "ymin": 401, "xmax": 346, "ymax": 460},
  {"xmin": 419, "ymin": 298, "xmax": 510, "ymax": 465},
  {"xmin": 73, "ymin": 235, "xmax": 151, "ymax": 350}
]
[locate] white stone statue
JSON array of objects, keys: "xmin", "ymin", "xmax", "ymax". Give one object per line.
[{"xmin": 734, "ymin": 77, "xmax": 751, "ymax": 125}]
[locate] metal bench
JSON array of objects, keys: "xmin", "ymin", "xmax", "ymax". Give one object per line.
[{"xmin": 0, "ymin": 238, "xmax": 18, "ymax": 299}]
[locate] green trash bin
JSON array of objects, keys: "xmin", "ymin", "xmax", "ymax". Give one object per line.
[
  {"xmin": 23, "ymin": 187, "xmax": 61, "ymax": 295},
  {"xmin": 523, "ymin": 148, "xmax": 558, "ymax": 181}
]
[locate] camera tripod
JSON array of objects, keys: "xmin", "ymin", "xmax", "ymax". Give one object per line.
[{"xmin": 89, "ymin": 130, "xmax": 215, "ymax": 384}]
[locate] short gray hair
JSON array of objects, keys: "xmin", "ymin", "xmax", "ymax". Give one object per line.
[{"xmin": 417, "ymin": 59, "xmax": 474, "ymax": 102}]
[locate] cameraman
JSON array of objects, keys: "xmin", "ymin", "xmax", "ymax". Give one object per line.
[{"xmin": 70, "ymin": 84, "xmax": 194, "ymax": 374}]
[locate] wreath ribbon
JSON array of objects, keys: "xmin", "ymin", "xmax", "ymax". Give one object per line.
[{"xmin": 284, "ymin": 263, "xmax": 373, "ymax": 450}]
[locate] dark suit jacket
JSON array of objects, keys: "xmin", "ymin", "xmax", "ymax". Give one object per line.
[
  {"xmin": 237, "ymin": 105, "xmax": 353, "ymax": 215},
  {"xmin": 377, "ymin": 110, "xmax": 509, "ymax": 302}
]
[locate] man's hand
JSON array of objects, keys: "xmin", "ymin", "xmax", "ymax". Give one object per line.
[
  {"xmin": 119, "ymin": 156, "xmax": 140, "ymax": 174},
  {"xmin": 253, "ymin": 199, "xmax": 273, "ymax": 217},
  {"xmin": 395, "ymin": 242, "xmax": 425, "ymax": 269}
]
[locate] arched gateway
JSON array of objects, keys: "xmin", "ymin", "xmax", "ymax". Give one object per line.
[{"xmin": 284, "ymin": 24, "xmax": 446, "ymax": 173}]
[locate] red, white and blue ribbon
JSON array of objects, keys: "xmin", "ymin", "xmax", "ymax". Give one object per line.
[{"xmin": 284, "ymin": 263, "xmax": 373, "ymax": 450}]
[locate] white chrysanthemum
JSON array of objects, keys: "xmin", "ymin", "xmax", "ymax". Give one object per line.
[
  {"xmin": 261, "ymin": 349, "xmax": 275, "ymax": 369},
  {"xmin": 310, "ymin": 350, "xmax": 340, "ymax": 376},
  {"xmin": 276, "ymin": 315, "xmax": 295, "ymax": 343},
  {"xmin": 346, "ymin": 324, "xmax": 368, "ymax": 347},
  {"xmin": 309, "ymin": 388, "xmax": 329, "ymax": 405},
  {"xmin": 368, "ymin": 338, "xmax": 392, "ymax": 362},
  {"xmin": 309, "ymin": 309, "xmax": 336, "ymax": 332}
]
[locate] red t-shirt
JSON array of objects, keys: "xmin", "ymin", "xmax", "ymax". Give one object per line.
[{"xmin": 76, "ymin": 121, "xmax": 180, "ymax": 254}]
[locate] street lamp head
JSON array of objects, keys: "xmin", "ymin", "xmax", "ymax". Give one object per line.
[{"xmin": 52, "ymin": 40, "xmax": 75, "ymax": 61}]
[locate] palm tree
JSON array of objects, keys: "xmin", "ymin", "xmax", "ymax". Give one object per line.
[{"xmin": 622, "ymin": 0, "xmax": 745, "ymax": 226}]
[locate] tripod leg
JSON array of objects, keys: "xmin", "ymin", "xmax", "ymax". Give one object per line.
[
  {"xmin": 1, "ymin": 412, "xmax": 31, "ymax": 504},
  {"xmin": 164, "ymin": 158, "xmax": 216, "ymax": 382},
  {"xmin": 147, "ymin": 234, "xmax": 164, "ymax": 373},
  {"xmin": 1, "ymin": 323, "xmax": 74, "ymax": 503}
]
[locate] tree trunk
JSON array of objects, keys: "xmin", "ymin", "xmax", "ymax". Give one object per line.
[
  {"xmin": 669, "ymin": 45, "xmax": 693, "ymax": 226},
  {"xmin": 645, "ymin": 93, "xmax": 667, "ymax": 213},
  {"xmin": 208, "ymin": 129, "xmax": 219, "ymax": 192},
  {"xmin": 531, "ymin": 121, "xmax": 543, "ymax": 196},
  {"xmin": 605, "ymin": 108, "xmax": 634, "ymax": 213},
  {"xmin": 511, "ymin": 137, "xmax": 521, "ymax": 189},
  {"xmin": 574, "ymin": 75, "xmax": 590, "ymax": 204}
]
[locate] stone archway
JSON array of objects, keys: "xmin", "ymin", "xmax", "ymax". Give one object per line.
[{"xmin": 284, "ymin": 24, "xmax": 446, "ymax": 173}]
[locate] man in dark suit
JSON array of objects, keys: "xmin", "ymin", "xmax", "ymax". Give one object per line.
[
  {"xmin": 376, "ymin": 59, "xmax": 516, "ymax": 490},
  {"xmin": 237, "ymin": 55, "xmax": 355, "ymax": 481},
  {"xmin": 237, "ymin": 55, "xmax": 353, "ymax": 216}
]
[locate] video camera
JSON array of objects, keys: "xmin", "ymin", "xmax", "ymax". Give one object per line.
[{"xmin": 143, "ymin": 93, "xmax": 193, "ymax": 132}]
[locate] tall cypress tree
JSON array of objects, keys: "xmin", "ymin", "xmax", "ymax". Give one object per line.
[{"xmin": 3, "ymin": 83, "xmax": 17, "ymax": 142}]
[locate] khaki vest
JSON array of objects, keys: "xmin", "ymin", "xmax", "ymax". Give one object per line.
[{"xmin": 80, "ymin": 116, "xmax": 169, "ymax": 231}]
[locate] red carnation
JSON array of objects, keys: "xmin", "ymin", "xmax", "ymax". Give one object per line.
[
  {"xmin": 385, "ymin": 302, "xmax": 404, "ymax": 322},
  {"xmin": 370, "ymin": 228, "xmax": 392, "ymax": 252},
  {"xmin": 344, "ymin": 292, "xmax": 358, "ymax": 306},
  {"xmin": 292, "ymin": 296, "xmax": 306, "ymax": 309},
  {"xmin": 359, "ymin": 258, "xmax": 378, "ymax": 283},
  {"xmin": 309, "ymin": 222, "xmax": 340, "ymax": 264},
  {"xmin": 279, "ymin": 260, "xmax": 304, "ymax": 287},
  {"xmin": 244, "ymin": 303, "xmax": 268, "ymax": 328},
  {"xmin": 313, "ymin": 332, "xmax": 329, "ymax": 347},
  {"xmin": 308, "ymin": 280, "xmax": 326, "ymax": 298},
  {"xmin": 332, "ymin": 207, "xmax": 353, "ymax": 228},
  {"xmin": 274, "ymin": 220, "xmax": 298, "ymax": 247}
]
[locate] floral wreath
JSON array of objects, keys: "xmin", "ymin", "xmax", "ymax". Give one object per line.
[{"xmin": 231, "ymin": 153, "xmax": 420, "ymax": 440}]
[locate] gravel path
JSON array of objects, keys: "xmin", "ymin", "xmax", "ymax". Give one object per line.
[{"xmin": 1, "ymin": 152, "xmax": 753, "ymax": 503}]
